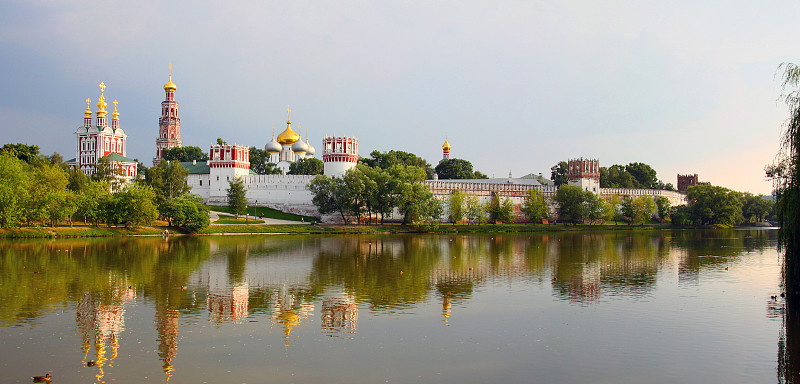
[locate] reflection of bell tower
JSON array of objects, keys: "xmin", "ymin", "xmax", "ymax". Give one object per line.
[
  {"xmin": 156, "ymin": 308, "xmax": 180, "ymax": 381},
  {"xmin": 321, "ymin": 296, "xmax": 358, "ymax": 333}
]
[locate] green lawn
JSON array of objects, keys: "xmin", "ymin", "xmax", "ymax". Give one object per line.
[
  {"xmin": 214, "ymin": 214, "xmax": 265, "ymax": 225},
  {"xmin": 206, "ymin": 205, "xmax": 317, "ymax": 222}
]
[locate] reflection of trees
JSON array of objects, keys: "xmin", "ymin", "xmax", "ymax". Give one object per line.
[
  {"xmin": 674, "ymin": 229, "xmax": 778, "ymax": 283},
  {"xmin": 780, "ymin": 298, "xmax": 800, "ymax": 383},
  {"xmin": 0, "ymin": 237, "xmax": 210, "ymax": 326},
  {"xmin": 309, "ymin": 236, "xmax": 442, "ymax": 310},
  {"xmin": 551, "ymin": 231, "xmax": 667, "ymax": 303}
]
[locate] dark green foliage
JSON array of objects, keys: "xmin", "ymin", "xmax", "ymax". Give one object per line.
[
  {"xmin": 741, "ymin": 193, "xmax": 774, "ymax": 222},
  {"xmin": 769, "ymin": 63, "xmax": 800, "ymax": 298},
  {"xmin": 554, "ymin": 185, "xmax": 592, "ymax": 224},
  {"xmin": 160, "ymin": 194, "xmax": 210, "ymax": 232},
  {"xmin": 656, "ymin": 196, "xmax": 671, "ymax": 220},
  {"xmin": 361, "ymin": 150, "xmax": 434, "ymax": 179},
  {"xmin": 289, "ymin": 157, "xmax": 324, "ymax": 175},
  {"xmin": 685, "ymin": 184, "xmax": 743, "ymax": 226},
  {"xmin": 625, "ymin": 162, "xmax": 658, "ymax": 189},
  {"xmin": 0, "ymin": 143, "xmax": 40, "ymax": 164},
  {"xmin": 435, "ymin": 158, "xmax": 475, "ymax": 179},
  {"xmin": 488, "ymin": 193, "xmax": 514, "ymax": 223},
  {"xmin": 99, "ymin": 184, "xmax": 158, "ymax": 227},
  {"xmin": 248, "ymin": 147, "xmax": 282, "ymax": 174},
  {"xmin": 550, "ymin": 161, "xmax": 568, "ymax": 187},
  {"xmin": 161, "ymin": 146, "xmax": 208, "ymax": 162},
  {"xmin": 227, "ymin": 177, "xmax": 247, "ymax": 218},
  {"xmin": 145, "ymin": 160, "xmax": 190, "ymax": 206}
]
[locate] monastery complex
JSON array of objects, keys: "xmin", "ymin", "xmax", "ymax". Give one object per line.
[{"xmin": 67, "ymin": 69, "xmax": 691, "ymax": 222}]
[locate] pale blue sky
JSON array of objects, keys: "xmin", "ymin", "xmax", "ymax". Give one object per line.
[{"xmin": 1, "ymin": 0, "xmax": 796, "ymax": 194}]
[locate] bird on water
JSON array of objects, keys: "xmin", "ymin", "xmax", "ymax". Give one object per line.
[{"xmin": 32, "ymin": 373, "xmax": 51, "ymax": 383}]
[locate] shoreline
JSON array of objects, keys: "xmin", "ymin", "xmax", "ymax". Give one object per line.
[{"xmin": 0, "ymin": 223, "xmax": 774, "ymax": 239}]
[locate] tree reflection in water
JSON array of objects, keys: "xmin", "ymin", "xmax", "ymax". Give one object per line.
[{"xmin": 0, "ymin": 229, "xmax": 786, "ymax": 382}]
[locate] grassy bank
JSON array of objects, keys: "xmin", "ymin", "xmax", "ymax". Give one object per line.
[
  {"xmin": 206, "ymin": 205, "xmax": 316, "ymax": 222},
  {"xmin": 0, "ymin": 222, "xmax": 714, "ymax": 239}
]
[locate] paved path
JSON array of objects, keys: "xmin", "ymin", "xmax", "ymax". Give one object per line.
[{"xmin": 209, "ymin": 211, "xmax": 311, "ymax": 225}]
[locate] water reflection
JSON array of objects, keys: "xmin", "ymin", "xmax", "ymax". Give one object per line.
[{"xmin": 0, "ymin": 229, "xmax": 782, "ymax": 382}]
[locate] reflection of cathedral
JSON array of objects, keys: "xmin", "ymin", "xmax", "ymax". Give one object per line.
[{"xmin": 75, "ymin": 285, "xmax": 135, "ymax": 382}]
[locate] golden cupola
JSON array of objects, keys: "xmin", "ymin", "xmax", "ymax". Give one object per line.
[
  {"xmin": 163, "ymin": 77, "xmax": 177, "ymax": 91},
  {"xmin": 164, "ymin": 63, "xmax": 177, "ymax": 91},
  {"xmin": 84, "ymin": 98, "xmax": 92, "ymax": 118},
  {"xmin": 276, "ymin": 106, "xmax": 300, "ymax": 145},
  {"xmin": 96, "ymin": 82, "xmax": 108, "ymax": 117},
  {"xmin": 442, "ymin": 138, "xmax": 451, "ymax": 151}
]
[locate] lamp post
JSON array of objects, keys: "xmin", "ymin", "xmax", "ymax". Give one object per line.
[{"xmin": 255, "ymin": 200, "xmax": 258, "ymax": 219}]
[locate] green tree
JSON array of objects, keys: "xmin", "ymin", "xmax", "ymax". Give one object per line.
[
  {"xmin": 550, "ymin": 161, "xmax": 568, "ymax": 187},
  {"xmin": 656, "ymin": 196, "xmax": 671, "ymax": 221},
  {"xmin": 145, "ymin": 160, "xmax": 190, "ymax": 206},
  {"xmin": 435, "ymin": 158, "xmax": 475, "ymax": 180},
  {"xmin": 769, "ymin": 62, "xmax": 800, "ymax": 298},
  {"xmin": 629, "ymin": 196, "xmax": 657, "ymax": 225},
  {"xmin": 472, "ymin": 170, "xmax": 489, "ymax": 179},
  {"xmin": 0, "ymin": 153, "xmax": 30, "ymax": 228},
  {"xmin": 625, "ymin": 162, "xmax": 658, "ymax": 189},
  {"xmin": 488, "ymin": 193, "xmax": 514, "ymax": 223},
  {"xmin": 585, "ymin": 193, "xmax": 609, "ymax": 224},
  {"xmin": 93, "ymin": 157, "xmax": 124, "ymax": 186},
  {"xmin": 227, "ymin": 177, "xmax": 247, "ymax": 218},
  {"xmin": 685, "ymin": 184, "xmax": 743, "ymax": 226},
  {"xmin": 0, "ymin": 143, "xmax": 40, "ymax": 164},
  {"xmin": 555, "ymin": 185, "xmax": 591, "ymax": 224},
  {"xmin": 288, "ymin": 157, "xmax": 324, "ymax": 175},
  {"xmin": 74, "ymin": 180, "xmax": 111, "ymax": 226},
  {"xmin": 741, "ymin": 193, "xmax": 773, "ymax": 222},
  {"xmin": 447, "ymin": 190, "xmax": 466, "ymax": 224},
  {"xmin": 465, "ymin": 195, "xmax": 487, "ymax": 224},
  {"xmin": 361, "ymin": 150, "xmax": 434, "ymax": 179},
  {"xmin": 521, "ymin": 189, "xmax": 548, "ymax": 223},
  {"xmin": 248, "ymin": 147, "xmax": 282, "ymax": 175},
  {"xmin": 216, "ymin": 138, "xmax": 227, "ymax": 145},
  {"xmin": 161, "ymin": 146, "xmax": 208, "ymax": 162},
  {"xmin": 160, "ymin": 194, "xmax": 210, "ymax": 232},
  {"xmin": 601, "ymin": 164, "xmax": 641, "ymax": 188},
  {"xmin": 308, "ymin": 175, "xmax": 350, "ymax": 223},
  {"xmin": 101, "ymin": 184, "xmax": 158, "ymax": 227}
]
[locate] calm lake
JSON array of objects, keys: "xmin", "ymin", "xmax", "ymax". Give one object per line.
[{"xmin": 0, "ymin": 229, "xmax": 792, "ymax": 383}]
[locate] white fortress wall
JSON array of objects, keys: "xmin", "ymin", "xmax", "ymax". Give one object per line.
[
  {"xmin": 242, "ymin": 174, "xmax": 318, "ymax": 217},
  {"xmin": 599, "ymin": 188, "xmax": 687, "ymax": 206}
]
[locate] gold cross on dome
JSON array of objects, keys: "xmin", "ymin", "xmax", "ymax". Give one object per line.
[
  {"xmin": 287, "ymin": 105, "xmax": 291, "ymax": 119},
  {"xmin": 169, "ymin": 62, "xmax": 172, "ymax": 77},
  {"xmin": 113, "ymin": 100, "xmax": 118, "ymax": 109},
  {"xmin": 99, "ymin": 82, "xmax": 106, "ymax": 95}
]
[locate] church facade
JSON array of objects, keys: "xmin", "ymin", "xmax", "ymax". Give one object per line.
[{"xmin": 67, "ymin": 82, "xmax": 137, "ymax": 183}]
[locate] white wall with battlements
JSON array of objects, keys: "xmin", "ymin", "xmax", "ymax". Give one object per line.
[{"xmin": 599, "ymin": 188, "xmax": 687, "ymax": 207}]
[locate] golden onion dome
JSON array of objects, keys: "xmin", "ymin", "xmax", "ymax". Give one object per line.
[
  {"xmin": 164, "ymin": 63, "xmax": 177, "ymax": 91},
  {"xmin": 442, "ymin": 138, "xmax": 451, "ymax": 151},
  {"xmin": 277, "ymin": 121, "xmax": 300, "ymax": 145},
  {"xmin": 164, "ymin": 77, "xmax": 177, "ymax": 91}
]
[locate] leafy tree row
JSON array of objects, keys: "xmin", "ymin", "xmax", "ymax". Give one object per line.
[
  {"xmin": 0, "ymin": 151, "xmax": 209, "ymax": 232},
  {"xmin": 549, "ymin": 160, "xmax": 675, "ymax": 190},
  {"xmin": 670, "ymin": 184, "xmax": 774, "ymax": 226},
  {"xmin": 308, "ymin": 164, "xmax": 442, "ymax": 225}
]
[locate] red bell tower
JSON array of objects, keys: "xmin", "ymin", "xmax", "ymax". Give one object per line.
[{"xmin": 153, "ymin": 64, "xmax": 182, "ymax": 165}]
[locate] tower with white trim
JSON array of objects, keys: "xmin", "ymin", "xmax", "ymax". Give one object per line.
[
  {"xmin": 153, "ymin": 64, "xmax": 182, "ymax": 166},
  {"xmin": 322, "ymin": 136, "xmax": 358, "ymax": 177}
]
